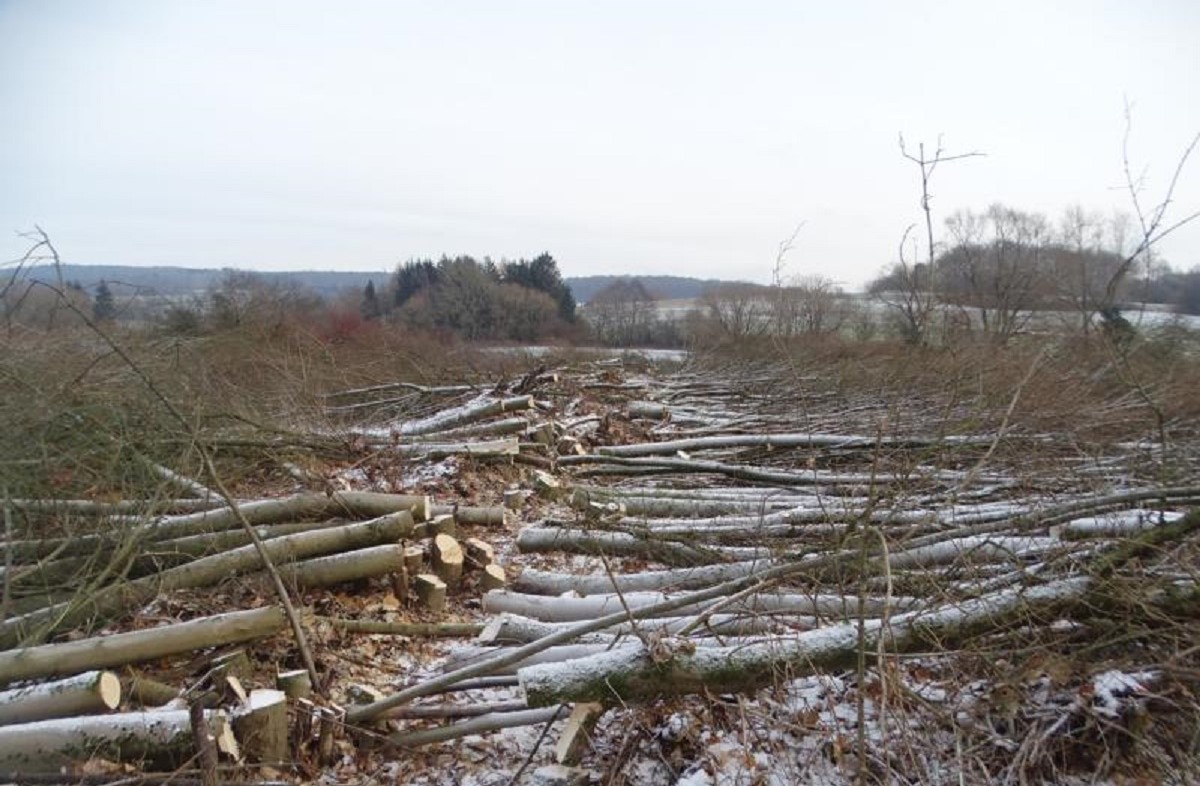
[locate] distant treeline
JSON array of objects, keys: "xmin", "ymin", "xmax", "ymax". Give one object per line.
[{"xmin": 383, "ymin": 253, "xmax": 577, "ymax": 340}]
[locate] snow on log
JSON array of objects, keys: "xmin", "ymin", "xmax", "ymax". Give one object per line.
[
  {"xmin": 483, "ymin": 589, "xmax": 911, "ymax": 623},
  {"xmin": 593, "ymin": 432, "xmax": 995, "ymax": 456},
  {"xmin": 1055, "ymin": 509, "xmax": 1184, "ymax": 539},
  {"xmin": 518, "ymin": 578, "xmax": 1089, "ymax": 706},
  {"xmin": 0, "ymin": 607, "xmax": 286, "ymax": 684},
  {"xmin": 515, "ymin": 527, "xmax": 770, "ymax": 567},
  {"xmin": 393, "ymin": 437, "xmax": 519, "ymax": 459},
  {"xmin": 477, "ymin": 613, "xmax": 792, "ymax": 645},
  {"xmin": 887, "ymin": 535, "xmax": 1063, "ymax": 569},
  {"xmin": 0, "ymin": 708, "xmax": 235, "ymax": 770},
  {"xmin": 396, "ymin": 395, "xmax": 534, "ymax": 436},
  {"xmin": 513, "ymin": 561, "xmax": 771, "ymax": 596},
  {"xmin": 0, "ymin": 670, "xmax": 120, "ymax": 726},
  {"xmin": 559, "ymin": 454, "xmax": 997, "ymax": 486}
]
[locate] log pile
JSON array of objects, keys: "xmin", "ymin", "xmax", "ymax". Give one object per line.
[{"xmin": 2, "ymin": 357, "xmax": 1198, "ymax": 782}]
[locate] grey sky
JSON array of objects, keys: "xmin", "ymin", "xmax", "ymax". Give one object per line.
[{"xmin": 2, "ymin": 0, "xmax": 1198, "ymax": 288}]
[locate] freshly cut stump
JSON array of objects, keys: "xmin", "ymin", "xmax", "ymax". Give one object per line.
[
  {"xmin": 415, "ymin": 574, "xmax": 447, "ymax": 613},
  {"xmin": 432, "ymin": 534, "xmax": 464, "ymax": 587}
]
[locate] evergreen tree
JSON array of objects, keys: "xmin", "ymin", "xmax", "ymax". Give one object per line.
[
  {"xmin": 361, "ymin": 280, "xmax": 381, "ymax": 320},
  {"xmin": 93, "ymin": 280, "xmax": 116, "ymax": 322}
]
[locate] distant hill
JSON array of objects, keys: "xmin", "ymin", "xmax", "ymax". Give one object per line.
[
  {"xmin": 24, "ymin": 265, "xmax": 391, "ymax": 298},
  {"xmin": 565, "ymin": 275, "xmax": 742, "ymax": 304},
  {"xmin": 21, "ymin": 265, "xmax": 744, "ymax": 304}
]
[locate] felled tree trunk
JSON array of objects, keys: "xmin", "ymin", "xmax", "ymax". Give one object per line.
[
  {"xmin": 592, "ymin": 432, "xmax": 995, "ymax": 457},
  {"xmin": 0, "ymin": 607, "xmax": 286, "ymax": 684},
  {"xmin": 0, "ymin": 670, "xmax": 121, "ymax": 726},
  {"xmin": 518, "ymin": 578, "xmax": 1087, "ymax": 706},
  {"xmin": 0, "ymin": 709, "xmax": 236, "ymax": 770},
  {"xmin": 0, "ymin": 512, "xmax": 412, "ymax": 647},
  {"xmin": 397, "ymin": 396, "xmax": 534, "ymax": 436},
  {"xmin": 515, "ymin": 527, "xmax": 769, "ymax": 568},
  {"xmin": 513, "ymin": 561, "xmax": 770, "ymax": 596},
  {"xmin": 278, "ymin": 544, "xmax": 405, "ymax": 588}
]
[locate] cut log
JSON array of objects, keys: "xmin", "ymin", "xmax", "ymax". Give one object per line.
[
  {"xmin": 463, "ymin": 538, "xmax": 495, "ymax": 570},
  {"xmin": 513, "ymin": 561, "xmax": 770, "ymax": 596},
  {"xmin": 276, "ymin": 669, "xmax": 312, "ymax": 700},
  {"xmin": 477, "ymin": 612, "xmax": 788, "ymax": 645},
  {"xmin": 387, "ymin": 706, "xmax": 564, "ymax": 749},
  {"xmin": 483, "ymin": 590, "xmax": 911, "ymax": 624},
  {"xmin": 346, "ymin": 683, "xmax": 386, "ymax": 704},
  {"xmin": 0, "ymin": 671, "xmax": 120, "ymax": 726},
  {"xmin": 210, "ymin": 649, "xmax": 252, "ymax": 682},
  {"xmin": 146, "ymin": 491, "xmax": 428, "ymax": 541},
  {"xmin": 555, "ymin": 702, "xmax": 603, "ymax": 765},
  {"xmin": 533, "ymin": 471, "xmax": 564, "ymax": 501},
  {"xmin": 319, "ymin": 617, "xmax": 481, "ymax": 637},
  {"xmin": 432, "ymin": 534, "xmax": 464, "ymax": 587},
  {"xmin": 397, "ymin": 395, "xmax": 535, "ymax": 436},
  {"xmin": 122, "ymin": 674, "xmax": 180, "ymax": 708},
  {"xmin": 0, "ymin": 709, "xmax": 234, "ymax": 770},
  {"xmin": 432, "ymin": 505, "xmax": 508, "ymax": 528},
  {"xmin": 0, "ymin": 512, "xmax": 412, "ymax": 647},
  {"xmin": 481, "ymin": 564, "xmax": 507, "ymax": 592},
  {"xmin": 279, "ymin": 543, "xmax": 405, "ymax": 588},
  {"xmin": 393, "ymin": 437, "xmax": 519, "ymax": 459},
  {"xmin": 403, "ymin": 545, "xmax": 425, "ymax": 574},
  {"xmin": 627, "ymin": 401, "xmax": 669, "ymax": 420},
  {"xmin": 503, "ymin": 488, "xmax": 525, "ymax": 510},
  {"xmin": 415, "ymin": 574, "xmax": 447, "ymax": 613},
  {"xmin": 0, "ymin": 607, "xmax": 286, "ymax": 685},
  {"xmin": 593, "ymin": 432, "xmax": 996, "ymax": 457},
  {"xmin": 518, "ymin": 578, "xmax": 1087, "ymax": 705},
  {"xmin": 516, "ymin": 527, "xmax": 770, "ymax": 568},
  {"xmin": 380, "ymin": 699, "xmax": 527, "ymax": 720},
  {"xmin": 232, "ymin": 688, "xmax": 288, "ymax": 764}
]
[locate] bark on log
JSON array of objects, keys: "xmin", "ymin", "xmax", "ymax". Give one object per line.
[
  {"xmin": 513, "ymin": 561, "xmax": 770, "ymax": 596},
  {"xmin": 387, "ymin": 706, "xmax": 564, "ymax": 749},
  {"xmin": 483, "ymin": 590, "xmax": 912, "ymax": 623},
  {"xmin": 121, "ymin": 675, "xmax": 180, "ymax": 708},
  {"xmin": 320, "ymin": 618, "xmax": 482, "ymax": 637},
  {"xmin": 276, "ymin": 669, "xmax": 312, "ymax": 700},
  {"xmin": 0, "ymin": 513, "xmax": 412, "ymax": 647},
  {"xmin": 0, "ymin": 607, "xmax": 286, "ymax": 684},
  {"xmin": 432, "ymin": 505, "xmax": 508, "ymax": 527},
  {"xmin": 516, "ymin": 527, "xmax": 771, "ymax": 567},
  {"xmin": 145, "ymin": 491, "xmax": 428, "ymax": 541},
  {"xmin": 392, "ymin": 437, "xmax": 519, "ymax": 459},
  {"xmin": 478, "ymin": 612, "xmax": 789, "ymax": 644},
  {"xmin": 397, "ymin": 396, "xmax": 534, "ymax": 436},
  {"xmin": 398, "ymin": 416, "xmax": 531, "ymax": 442},
  {"xmin": 279, "ymin": 544, "xmax": 405, "ymax": 588},
  {"xmin": 518, "ymin": 578, "xmax": 1087, "ymax": 705},
  {"xmin": 560, "ymin": 454, "xmax": 992, "ymax": 487},
  {"xmin": 0, "ymin": 709, "xmax": 234, "ymax": 770},
  {"xmin": 593, "ymin": 432, "xmax": 996, "ymax": 457},
  {"xmin": 380, "ymin": 699, "xmax": 527, "ymax": 720},
  {"xmin": 0, "ymin": 670, "xmax": 120, "ymax": 726}
]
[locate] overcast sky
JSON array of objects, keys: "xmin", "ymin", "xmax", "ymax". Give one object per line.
[{"xmin": 2, "ymin": 1, "xmax": 1198, "ymax": 288}]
